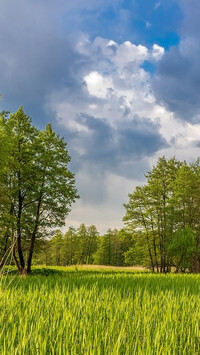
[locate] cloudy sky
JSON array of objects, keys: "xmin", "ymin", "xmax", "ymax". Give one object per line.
[{"xmin": 1, "ymin": 0, "xmax": 200, "ymax": 233}]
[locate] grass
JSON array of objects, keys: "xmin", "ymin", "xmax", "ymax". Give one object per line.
[
  {"xmin": 32, "ymin": 264, "xmax": 150, "ymax": 275},
  {"xmin": 0, "ymin": 266, "xmax": 200, "ymax": 354}
]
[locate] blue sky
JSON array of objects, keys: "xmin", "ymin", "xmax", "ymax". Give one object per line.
[{"xmin": 1, "ymin": 0, "xmax": 200, "ymax": 233}]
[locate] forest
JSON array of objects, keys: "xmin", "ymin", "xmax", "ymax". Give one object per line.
[{"xmin": 0, "ymin": 108, "xmax": 200, "ymax": 273}]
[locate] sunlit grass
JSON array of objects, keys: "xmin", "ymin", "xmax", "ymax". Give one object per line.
[{"xmin": 0, "ymin": 267, "xmax": 199, "ymax": 354}]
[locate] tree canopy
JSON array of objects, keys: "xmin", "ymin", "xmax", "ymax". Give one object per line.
[
  {"xmin": 0, "ymin": 107, "xmax": 78, "ymax": 274},
  {"xmin": 124, "ymin": 157, "xmax": 200, "ymax": 273}
]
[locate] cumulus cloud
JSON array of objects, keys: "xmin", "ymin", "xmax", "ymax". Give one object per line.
[
  {"xmin": 47, "ymin": 32, "xmax": 200, "ymax": 222},
  {"xmin": 47, "ymin": 37, "xmax": 167, "ymax": 180},
  {"xmin": 84, "ymin": 72, "xmax": 113, "ymax": 99},
  {"xmin": 152, "ymin": 44, "xmax": 165, "ymax": 61},
  {"xmin": 49, "ymin": 36, "xmax": 165, "ymax": 129}
]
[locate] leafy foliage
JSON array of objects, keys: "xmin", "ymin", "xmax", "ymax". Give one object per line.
[
  {"xmin": 0, "ymin": 107, "xmax": 78, "ymax": 273},
  {"xmin": 124, "ymin": 157, "xmax": 200, "ymax": 272}
]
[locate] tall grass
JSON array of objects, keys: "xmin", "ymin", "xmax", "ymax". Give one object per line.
[{"xmin": 0, "ymin": 268, "xmax": 199, "ymax": 354}]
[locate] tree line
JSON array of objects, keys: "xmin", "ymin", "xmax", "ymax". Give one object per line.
[
  {"xmin": 0, "ymin": 108, "xmax": 200, "ymax": 273},
  {"xmin": 33, "ymin": 225, "xmax": 137, "ymax": 267},
  {"xmin": 35, "ymin": 157, "xmax": 200, "ymax": 273}
]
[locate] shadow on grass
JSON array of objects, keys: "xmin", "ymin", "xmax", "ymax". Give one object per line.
[
  {"xmin": 31, "ymin": 266, "xmax": 150, "ymax": 277},
  {"xmin": 1, "ymin": 266, "xmax": 200, "ymax": 296}
]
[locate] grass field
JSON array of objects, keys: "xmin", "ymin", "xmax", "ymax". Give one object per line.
[{"xmin": 0, "ymin": 266, "xmax": 200, "ymax": 354}]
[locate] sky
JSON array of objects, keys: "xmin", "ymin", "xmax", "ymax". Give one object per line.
[{"xmin": 1, "ymin": 0, "xmax": 200, "ymax": 233}]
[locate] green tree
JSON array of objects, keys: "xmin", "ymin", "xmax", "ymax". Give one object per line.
[
  {"xmin": 49, "ymin": 231, "xmax": 64, "ymax": 266},
  {"xmin": 0, "ymin": 107, "xmax": 78, "ymax": 274},
  {"xmin": 73, "ymin": 224, "xmax": 98, "ymax": 264},
  {"xmin": 146, "ymin": 157, "xmax": 181, "ymax": 272},
  {"xmin": 167, "ymin": 227, "xmax": 196, "ymax": 272},
  {"xmin": 123, "ymin": 232, "xmax": 148, "ymax": 266},
  {"xmin": 25, "ymin": 122, "xmax": 78, "ymax": 273},
  {"xmin": 84, "ymin": 225, "xmax": 98, "ymax": 264},
  {"xmin": 63, "ymin": 227, "xmax": 77, "ymax": 265},
  {"xmin": 0, "ymin": 114, "xmax": 13, "ymax": 266},
  {"xmin": 123, "ymin": 157, "xmax": 192, "ymax": 273},
  {"xmin": 93, "ymin": 229, "xmax": 121, "ymax": 266},
  {"xmin": 172, "ymin": 161, "xmax": 200, "ymax": 272},
  {"xmin": 123, "ymin": 185, "xmax": 156, "ymax": 271}
]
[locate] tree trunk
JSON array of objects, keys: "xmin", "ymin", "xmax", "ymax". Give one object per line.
[
  {"xmin": 17, "ymin": 171, "xmax": 25, "ymax": 271},
  {"xmin": 193, "ymin": 234, "xmax": 200, "ymax": 273},
  {"xmin": 140, "ymin": 208, "xmax": 154, "ymax": 272},
  {"xmin": 156, "ymin": 209, "xmax": 163, "ymax": 273},
  {"xmin": 12, "ymin": 245, "xmax": 21, "ymax": 273},
  {"xmin": 150, "ymin": 215, "xmax": 159, "ymax": 272},
  {"xmin": 27, "ymin": 197, "xmax": 42, "ymax": 274},
  {"xmin": 175, "ymin": 253, "xmax": 184, "ymax": 274},
  {"xmin": 193, "ymin": 255, "xmax": 200, "ymax": 273}
]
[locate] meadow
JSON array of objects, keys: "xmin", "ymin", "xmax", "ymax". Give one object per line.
[{"xmin": 0, "ymin": 266, "xmax": 199, "ymax": 354}]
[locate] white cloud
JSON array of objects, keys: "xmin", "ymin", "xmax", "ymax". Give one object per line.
[
  {"xmin": 51, "ymin": 37, "xmax": 164, "ymax": 129},
  {"xmin": 47, "ymin": 36, "xmax": 186, "ymax": 155},
  {"xmin": 111, "ymin": 41, "xmax": 149, "ymax": 68},
  {"xmin": 152, "ymin": 44, "xmax": 165, "ymax": 61},
  {"xmin": 46, "ymin": 35, "xmax": 200, "ymax": 232},
  {"xmin": 84, "ymin": 71, "xmax": 113, "ymax": 99}
]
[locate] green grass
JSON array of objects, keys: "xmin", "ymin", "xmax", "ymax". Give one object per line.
[{"xmin": 0, "ymin": 267, "xmax": 200, "ymax": 354}]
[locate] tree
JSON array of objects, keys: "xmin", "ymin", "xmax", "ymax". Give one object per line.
[
  {"xmin": 172, "ymin": 161, "xmax": 200, "ymax": 272},
  {"xmin": 84, "ymin": 225, "xmax": 98, "ymax": 264},
  {"xmin": 0, "ymin": 113, "xmax": 13, "ymax": 267},
  {"xmin": 49, "ymin": 231, "xmax": 64, "ymax": 266},
  {"xmin": 145, "ymin": 157, "xmax": 181, "ymax": 272},
  {"xmin": 0, "ymin": 107, "xmax": 78, "ymax": 274},
  {"xmin": 25, "ymin": 122, "xmax": 78, "ymax": 273},
  {"xmin": 123, "ymin": 185, "xmax": 156, "ymax": 271},
  {"xmin": 167, "ymin": 227, "xmax": 196, "ymax": 272},
  {"xmin": 93, "ymin": 229, "xmax": 121, "ymax": 266},
  {"xmin": 62, "ymin": 227, "xmax": 77, "ymax": 265},
  {"xmin": 123, "ymin": 156, "xmax": 200, "ymax": 273},
  {"xmin": 123, "ymin": 232, "xmax": 148, "ymax": 266},
  {"xmin": 71, "ymin": 224, "xmax": 98, "ymax": 264}
]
